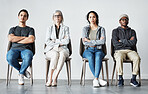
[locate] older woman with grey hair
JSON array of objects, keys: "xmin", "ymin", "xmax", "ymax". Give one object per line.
[{"xmin": 44, "ymin": 10, "xmax": 70, "ymax": 87}]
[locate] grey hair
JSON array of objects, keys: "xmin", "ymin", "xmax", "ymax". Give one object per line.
[{"xmin": 52, "ymin": 10, "xmax": 64, "ymax": 23}]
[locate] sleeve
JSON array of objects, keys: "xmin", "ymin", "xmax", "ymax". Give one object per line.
[
  {"xmin": 120, "ymin": 30, "xmax": 137, "ymax": 47},
  {"xmin": 29, "ymin": 28, "xmax": 35, "ymax": 36},
  {"xmin": 8, "ymin": 27, "xmax": 15, "ymax": 35},
  {"xmin": 45, "ymin": 27, "xmax": 54, "ymax": 46},
  {"xmin": 55, "ymin": 26, "xmax": 70, "ymax": 45},
  {"xmin": 112, "ymin": 29, "xmax": 125, "ymax": 49}
]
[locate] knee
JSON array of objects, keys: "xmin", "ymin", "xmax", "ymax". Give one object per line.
[
  {"xmin": 22, "ymin": 53, "xmax": 33, "ymax": 62},
  {"xmin": 59, "ymin": 51, "xmax": 68, "ymax": 58},
  {"xmin": 132, "ymin": 56, "xmax": 140, "ymax": 62},
  {"xmin": 52, "ymin": 52, "xmax": 59, "ymax": 59},
  {"xmin": 86, "ymin": 55, "xmax": 93, "ymax": 60},
  {"xmin": 7, "ymin": 53, "xmax": 14, "ymax": 63},
  {"xmin": 114, "ymin": 52, "xmax": 123, "ymax": 60}
]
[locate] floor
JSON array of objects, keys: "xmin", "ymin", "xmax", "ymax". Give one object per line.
[{"xmin": 0, "ymin": 79, "xmax": 148, "ymax": 94}]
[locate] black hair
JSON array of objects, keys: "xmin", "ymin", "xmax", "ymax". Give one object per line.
[
  {"xmin": 86, "ymin": 11, "xmax": 99, "ymax": 25},
  {"xmin": 18, "ymin": 9, "xmax": 29, "ymax": 18}
]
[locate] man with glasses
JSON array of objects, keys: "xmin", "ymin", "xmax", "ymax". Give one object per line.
[{"xmin": 112, "ymin": 14, "xmax": 140, "ymax": 87}]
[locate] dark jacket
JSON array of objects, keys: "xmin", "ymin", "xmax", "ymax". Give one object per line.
[{"xmin": 112, "ymin": 26, "xmax": 137, "ymax": 51}]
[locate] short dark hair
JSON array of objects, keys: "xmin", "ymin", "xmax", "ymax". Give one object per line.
[
  {"xmin": 18, "ymin": 9, "xmax": 29, "ymax": 18},
  {"xmin": 86, "ymin": 11, "xmax": 99, "ymax": 25}
]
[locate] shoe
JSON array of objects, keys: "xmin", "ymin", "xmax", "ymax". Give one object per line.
[
  {"xmin": 118, "ymin": 79, "xmax": 124, "ymax": 87},
  {"xmin": 52, "ymin": 80, "xmax": 57, "ymax": 87},
  {"xmin": 45, "ymin": 81, "xmax": 52, "ymax": 87},
  {"xmin": 24, "ymin": 71, "xmax": 31, "ymax": 79},
  {"xmin": 18, "ymin": 74, "xmax": 24, "ymax": 85},
  {"xmin": 99, "ymin": 79, "xmax": 107, "ymax": 86},
  {"xmin": 130, "ymin": 79, "xmax": 139, "ymax": 87},
  {"xmin": 93, "ymin": 79, "xmax": 100, "ymax": 88}
]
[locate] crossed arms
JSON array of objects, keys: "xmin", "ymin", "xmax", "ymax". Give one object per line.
[{"xmin": 8, "ymin": 34, "xmax": 35, "ymax": 44}]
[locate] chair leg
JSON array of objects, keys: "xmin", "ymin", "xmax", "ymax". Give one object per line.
[
  {"xmin": 6, "ymin": 64, "xmax": 10, "ymax": 86},
  {"xmin": 9, "ymin": 66, "xmax": 13, "ymax": 84},
  {"xmin": 82, "ymin": 60, "xmax": 86, "ymax": 86},
  {"xmin": 101, "ymin": 63, "xmax": 104, "ymax": 80},
  {"xmin": 111, "ymin": 62, "xmax": 116, "ymax": 85},
  {"xmin": 105, "ymin": 60, "xmax": 109, "ymax": 86},
  {"xmin": 68, "ymin": 60, "xmax": 71, "ymax": 86},
  {"xmin": 30, "ymin": 63, "xmax": 33, "ymax": 86},
  {"xmin": 80, "ymin": 63, "xmax": 84, "ymax": 85},
  {"xmin": 66, "ymin": 61, "xmax": 69, "ymax": 85},
  {"xmin": 46, "ymin": 60, "xmax": 50, "ymax": 83},
  {"xmin": 115, "ymin": 70, "xmax": 118, "ymax": 86},
  {"xmin": 139, "ymin": 67, "xmax": 141, "ymax": 86}
]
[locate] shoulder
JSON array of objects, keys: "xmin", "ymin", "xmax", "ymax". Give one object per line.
[
  {"xmin": 26, "ymin": 26, "xmax": 35, "ymax": 31},
  {"xmin": 130, "ymin": 28, "xmax": 136, "ymax": 33},
  {"xmin": 98, "ymin": 26, "xmax": 105, "ymax": 31},
  {"xmin": 83, "ymin": 25, "xmax": 90, "ymax": 31},
  {"xmin": 112, "ymin": 27, "xmax": 119, "ymax": 33},
  {"xmin": 62, "ymin": 25, "xmax": 69, "ymax": 29},
  {"xmin": 9, "ymin": 26, "xmax": 17, "ymax": 31}
]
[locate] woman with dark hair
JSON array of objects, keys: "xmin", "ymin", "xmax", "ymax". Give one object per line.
[{"xmin": 82, "ymin": 11, "xmax": 107, "ymax": 87}]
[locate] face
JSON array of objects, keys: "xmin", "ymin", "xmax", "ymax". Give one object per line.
[
  {"xmin": 18, "ymin": 11, "xmax": 28, "ymax": 23},
  {"xmin": 88, "ymin": 13, "xmax": 97, "ymax": 24},
  {"xmin": 53, "ymin": 12, "xmax": 62, "ymax": 24},
  {"xmin": 119, "ymin": 17, "xmax": 129, "ymax": 27}
]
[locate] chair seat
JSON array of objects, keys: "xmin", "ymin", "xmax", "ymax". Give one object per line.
[
  {"xmin": 82, "ymin": 58, "xmax": 109, "ymax": 62},
  {"xmin": 46, "ymin": 57, "xmax": 71, "ymax": 61}
]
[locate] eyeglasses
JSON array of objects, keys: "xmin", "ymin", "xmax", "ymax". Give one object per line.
[
  {"xmin": 54, "ymin": 15, "xmax": 61, "ymax": 18},
  {"xmin": 120, "ymin": 18, "xmax": 128, "ymax": 21}
]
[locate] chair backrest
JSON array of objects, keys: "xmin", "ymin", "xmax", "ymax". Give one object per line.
[
  {"xmin": 79, "ymin": 38, "xmax": 107, "ymax": 57},
  {"xmin": 7, "ymin": 41, "xmax": 36, "ymax": 55},
  {"xmin": 111, "ymin": 39, "xmax": 137, "ymax": 58},
  {"xmin": 67, "ymin": 39, "xmax": 72, "ymax": 56},
  {"xmin": 44, "ymin": 39, "xmax": 72, "ymax": 56}
]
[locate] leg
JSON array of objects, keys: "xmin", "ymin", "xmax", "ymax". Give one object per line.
[
  {"xmin": 94, "ymin": 49, "xmax": 105, "ymax": 79},
  {"xmin": 20, "ymin": 49, "xmax": 33, "ymax": 75},
  {"xmin": 7, "ymin": 49, "xmax": 20, "ymax": 71},
  {"xmin": 83, "ymin": 48, "xmax": 95, "ymax": 77},
  {"xmin": 127, "ymin": 50, "xmax": 140, "ymax": 76},
  {"xmin": 53, "ymin": 48, "xmax": 69, "ymax": 81},
  {"xmin": 127, "ymin": 50, "xmax": 141, "ymax": 87},
  {"xmin": 45, "ymin": 49, "xmax": 59, "ymax": 85},
  {"xmin": 114, "ymin": 50, "xmax": 127, "ymax": 86},
  {"xmin": 114, "ymin": 50, "xmax": 126, "ymax": 76}
]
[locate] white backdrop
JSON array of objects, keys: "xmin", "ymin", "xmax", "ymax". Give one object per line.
[{"xmin": 0, "ymin": 0, "xmax": 148, "ymax": 79}]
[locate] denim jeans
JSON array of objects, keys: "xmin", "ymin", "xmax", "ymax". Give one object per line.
[
  {"xmin": 83, "ymin": 47, "xmax": 105, "ymax": 78},
  {"xmin": 7, "ymin": 49, "xmax": 33, "ymax": 75}
]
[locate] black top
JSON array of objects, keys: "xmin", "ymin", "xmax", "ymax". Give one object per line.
[
  {"xmin": 55, "ymin": 25, "xmax": 60, "ymax": 39},
  {"xmin": 112, "ymin": 26, "xmax": 137, "ymax": 51},
  {"xmin": 8, "ymin": 26, "xmax": 35, "ymax": 51}
]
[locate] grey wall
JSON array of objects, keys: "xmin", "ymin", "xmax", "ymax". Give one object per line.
[{"xmin": 0, "ymin": 0, "xmax": 148, "ymax": 79}]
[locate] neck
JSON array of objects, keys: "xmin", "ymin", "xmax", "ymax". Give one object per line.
[
  {"xmin": 121, "ymin": 25, "xmax": 128, "ymax": 29},
  {"xmin": 19, "ymin": 22, "xmax": 26, "ymax": 27},
  {"xmin": 90, "ymin": 23, "xmax": 98, "ymax": 30},
  {"xmin": 55, "ymin": 23, "xmax": 60, "ymax": 28}
]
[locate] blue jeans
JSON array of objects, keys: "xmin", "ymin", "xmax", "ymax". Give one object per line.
[
  {"xmin": 83, "ymin": 47, "xmax": 105, "ymax": 78},
  {"xmin": 7, "ymin": 49, "xmax": 33, "ymax": 75}
]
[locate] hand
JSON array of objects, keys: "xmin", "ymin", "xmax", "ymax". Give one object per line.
[
  {"xmin": 64, "ymin": 36, "xmax": 67, "ymax": 39},
  {"xmin": 130, "ymin": 36, "xmax": 134, "ymax": 40},
  {"xmin": 52, "ymin": 39, "xmax": 56, "ymax": 42},
  {"xmin": 100, "ymin": 37, "xmax": 104, "ymax": 40},
  {"xmin": 83, "ymin": 38, "xmax": 90, "ymax": 42}
]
